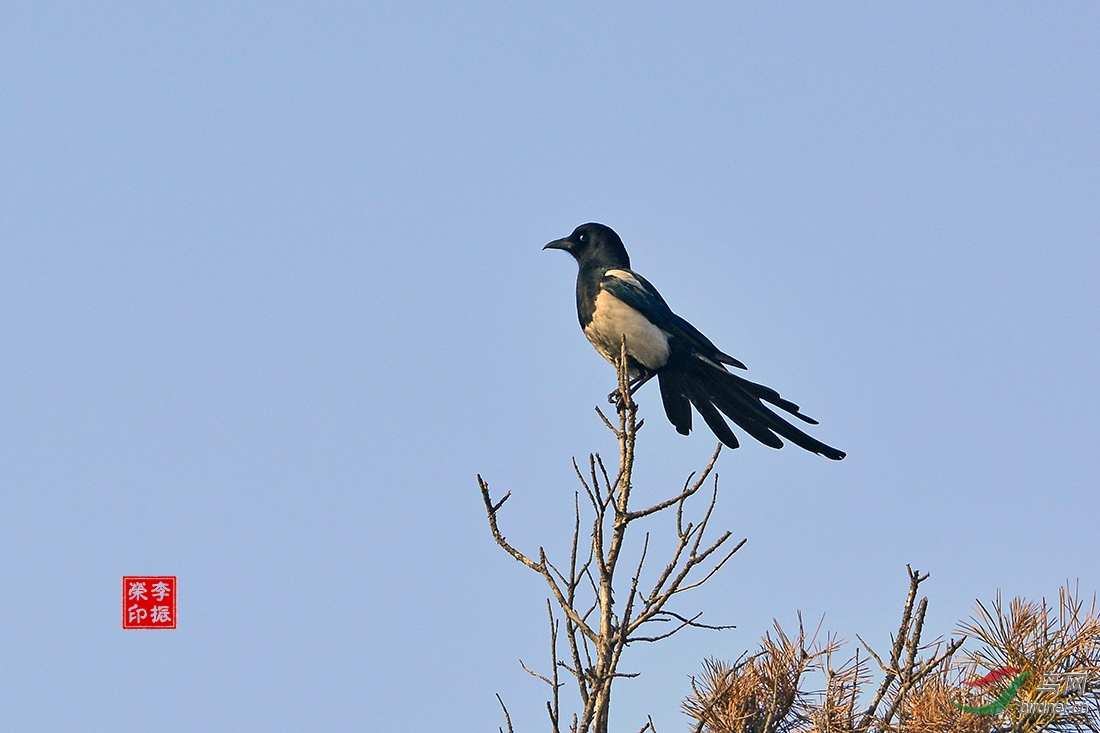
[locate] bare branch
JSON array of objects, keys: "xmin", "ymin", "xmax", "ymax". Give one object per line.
[
  {"xmin": 479, "ymin": 339, "xmax": 740, "ymax": 733},
  {"xmin": 594, "ymin": 406, "xmax": 617, "ymax": 434},
  {"xmin": 520, "ymin": 659, "xmax": 555, "ymax": 687},
  {"xmin": 496, "ymin": 693, "xmax": 514, "ymax": 733},
  {"xmin": 627, "ymin": 445, "xmax": 722, "ymax": 521},
  {"xmin": 856, "ymin": 564, "xmax": 926, "ymax": 730},
  {"xmin": 856, "ymin": 634, "xmax": 891, "ymax": 674},
  {"xmin": 629, "ymin": 611, "xmax": 736, "ymax": 643}
]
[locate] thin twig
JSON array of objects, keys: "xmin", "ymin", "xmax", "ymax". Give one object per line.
[{"xmin": 496, "ymin": 693, "xmax": 514, "ymax": 733}]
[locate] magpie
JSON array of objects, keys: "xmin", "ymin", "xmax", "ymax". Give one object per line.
[{"xmin": 544, "ymin": 223, "xmax": 845, "ymax": 460}]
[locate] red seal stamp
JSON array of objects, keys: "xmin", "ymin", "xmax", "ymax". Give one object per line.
[{"xmin": 122, "ymin": 576, "xmax": 177, "ymax": 629}]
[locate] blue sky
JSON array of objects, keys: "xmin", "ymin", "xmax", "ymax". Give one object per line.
[{"xmin": 2, "ymin": 4, "xmax": 1098, "ymax": 731}]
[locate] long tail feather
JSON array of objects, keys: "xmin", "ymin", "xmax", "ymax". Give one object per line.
[
  {"xmin": 683, "ymin": 382, "xmax": 740, "ymax": 450},
  {"xmin": 658, "ymin": 371, "xmax": 692, "ymax": 435},
  {"xmin": 702, "ymin": 369, "xmax": 829, "ymax": 454},
  {"xmin": 726, "ymin": 371, "xmax": 818, "ymax": 424},
  {"xmin": 707, "ymin": 385, "xmax": 786, "ymax": 449},
  {"xmin": 663, "ymin": 355, "xmax": 845, "ymax": 460}
]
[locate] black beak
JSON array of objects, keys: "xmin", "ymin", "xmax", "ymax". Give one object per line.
[{"xmin": 543, "ymin": 237, "xmax": 572, "ymax": 251}]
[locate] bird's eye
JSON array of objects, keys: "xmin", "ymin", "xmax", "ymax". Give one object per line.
[{"xmin": 578, "ymin": 233, "xmax": 587, "ymax": 243}]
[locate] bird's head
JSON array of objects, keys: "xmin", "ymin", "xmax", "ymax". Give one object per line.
[{"xmin": 544, "ymin": 223, "xmax": 630, "ymax": 269}]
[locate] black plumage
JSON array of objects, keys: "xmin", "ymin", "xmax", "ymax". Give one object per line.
[{"xmin": 545, "ymin": 222, "xmax": 845, "ymax": 461}]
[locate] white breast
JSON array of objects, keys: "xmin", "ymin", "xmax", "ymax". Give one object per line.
[{"xmin": 584, "ymin": 289, "xmax": 671, "ymax": 371}]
